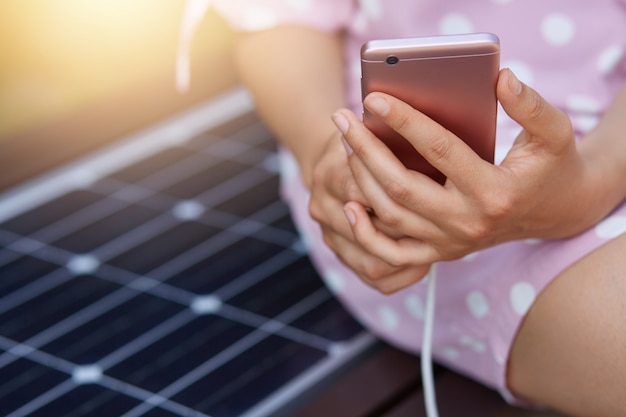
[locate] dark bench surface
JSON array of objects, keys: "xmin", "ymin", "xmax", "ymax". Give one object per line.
[{"xmin": 291, "ymin": 342, "xmax": 568, "ymax": 417}]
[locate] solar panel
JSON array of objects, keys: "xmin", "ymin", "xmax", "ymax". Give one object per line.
[{"xmin": 0, "ymin": 89, "xmax": 376, "ymax": 417}]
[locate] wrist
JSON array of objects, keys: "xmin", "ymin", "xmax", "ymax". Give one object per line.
[{"xmin": 296, "ymin": 130, "xmax": 341, "ymax": 189}]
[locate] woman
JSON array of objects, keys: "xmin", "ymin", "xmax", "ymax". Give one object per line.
[{"xmin": 180, "ymin": 1, "xmax": 626, "ymax": 415}]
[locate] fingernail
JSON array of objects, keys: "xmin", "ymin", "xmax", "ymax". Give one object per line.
[
  {"xmin": 344, "ymin": 206, "xmax": 356, "ymax": 226},
  {"xmin": 507, "ymin": 69, "xmax": 523, "ymax": 96},
  {"xmin": 365, "ymin": 95, "xmax": 390, "ymax": 116},
  {"xmin": 331, "ymin": 112, "xmax": 349, "ymax": 135},
  {"xmin": 341, "ymin": 137, "xmax": 353, "ymax": 155}
]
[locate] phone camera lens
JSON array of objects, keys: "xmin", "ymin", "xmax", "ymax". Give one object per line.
[{"xmin": 385, "ymin": 55, "xmax": 399, "ymax": 65}]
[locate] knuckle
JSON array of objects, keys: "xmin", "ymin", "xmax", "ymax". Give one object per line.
[
  {"xmin": 526, "ymin": 91, "xmax": 546, "ymax": 122},
  {"xmin": 376, "ymin": 282, "xmax": 401, "ymax": 295},
  {"xmin": 375, "ymin": 208, "xmax": 401, "ymax": 228},
  {"xmin": 423, "ymin": 133, "xmax": 453, "ymax": 163},
  {"xmin": 308, "ymin": 198, "xmax": 323, "ymax": 223},
  {"xmin": 458, "ymin": 221, "xmax": 491, "ymax": 242},
  {"xmin": 362, "ymin": 259, "xmax": 389, "ymax": 281},
  {"xmin": 391, "ymin": 111, "xmax": 412, "ymax": 133},
  {"xmin": 385, "ymin": 180, "xmax": 411, "ymax": 205},
  {"xmin": 483, "ymin": 189, "xmax": 515, "ymax": 220}
]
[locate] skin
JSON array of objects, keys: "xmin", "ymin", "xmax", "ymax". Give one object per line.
[{"xmin": 233, "ymin": 27, "xmax": 626, "ymax": 416}]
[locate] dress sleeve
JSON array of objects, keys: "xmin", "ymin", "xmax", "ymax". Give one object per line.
[
  {"xmin": 177, "ymin": 0, "xmax": 356, "ymax": 91},
  {"xmin": 211, "ymin": 0, "xmax": 357, "ymax": 32}
]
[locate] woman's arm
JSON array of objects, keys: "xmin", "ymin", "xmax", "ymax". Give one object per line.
[
  {"xmin": 232, "ymin": 26, "xmax": 345, "ymax": 187},
  {"xmin": 577, "ymin": 83, "xmax": 626, "ymax": 223}
]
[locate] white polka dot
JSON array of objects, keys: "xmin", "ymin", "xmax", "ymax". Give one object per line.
[
  {"xmin": 571, "ymin": 114, "xmax": 600, "ymax": 133},
  {"xmin": 510, "ymin": 282, "xmax": 536, "ymax": 316},
  {"xmin": 567, "ymin": 95, "xmax": 600, "ymax": 114},
  {"xmin": 242, "ymin": 6, "xmax": 278, "ymax": 31},
  {"xmin": 440, "ymin": 347, "xmax": 460, "ymax": 361},
  {"xmin": 541, "ymin": 13, "xmax": 576, "ymax": 47},
  {"xmin": 405, "ymin": 294, "xmax": 425, "ymax": 321},
  {"xmin": 172, "ymin": 200, "xmax": 205, "ymax": 221},
  {"xmin": 595, "ymin": 216, "xmax": 626, "ymax": 239},
  {"xmin": 324, "ymin": 269, "xmax": 345, "ymax": 294},
  {"xmin": 66, "ymin": 255, "xmax": 100, "ymax": 275},
  {"xmin": 284, "ymin": 0, "xmax": 312, "ymax": 12},
  {"xmin": 494, "ymin": 351, "xmax": 506, "ymax": 366},
  {"xmin": 72, "ymin": 365, "xmax": 103, "ymax": 384},
  {"xmin": 351, "ymin": 10, "xmax": 369, "ymax": 34},
  {"xmin": 460, "ymin": 336, "xmax": 487, "ymax": 353},
  {"xmin": 378, "ymin": 305, "xmax": 400, "ymax": 330},
  {"xmin": 502, "ymin": 60, "xmax": 535, "ymax": 85},
  {"xmin": 597, "ymin": 45, "xmax": 624, "ymax": 75},
  {"xmin": 466, "ymin": 290, "xmax": 490, "ymax": 318},
  {"xmin": 191, "ymin": 295, "xmax": 222, "ymax": 315},
  {"xmin": 439, "ymin": 13, "xmax": 473, "ymax": 34},
  {"xmin": 359, "ymin": 0, "xmax": 382, "ymax": 19}
]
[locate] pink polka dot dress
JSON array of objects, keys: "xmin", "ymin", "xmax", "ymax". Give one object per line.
[{"xmin": 183, "ymin": 0, "xmax": 626, "ymax": 403}]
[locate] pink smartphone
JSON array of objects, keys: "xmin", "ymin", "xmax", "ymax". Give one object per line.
[{"xmin": 361, "ymin": 33, "xmax": 500, "ymax": 184}]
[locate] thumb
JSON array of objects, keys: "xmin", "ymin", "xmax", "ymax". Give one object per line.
[{"xmin": 497, "ymin": 68, "xmax": 573, "ymax": 147}]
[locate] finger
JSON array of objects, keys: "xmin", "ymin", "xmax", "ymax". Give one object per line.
[
  {"xmin": 308, "ymin": 191, "xmax": 354, "ymax": 242},
  {"xmin": 360, "ymin": 264, "xmax": 432, "ymax": 294},
  {"xmin": 321, "ymin": 225, "xmax": 402, "ymax": 281},
  {"xmin": 497, "ymin": 68, "xmax": 574, "ymax": 150},
  {"xmin": 344, "ymin": 201, "xmax": 441, "ymax": 266},
  {"xmin": 333, "ymin": 109, "xmax": 446, "ymax": 212},
  {"xmin": 346, "ymin": 148, "xmax": 442, "ymax": 239},
  {"xmin": 362, "ymin": 92, "xmax": 492, "ymax": 187}
]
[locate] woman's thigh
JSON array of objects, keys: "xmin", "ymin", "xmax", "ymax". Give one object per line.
[{"xmin": 507, "ymin": 233, "xmax": 626, "ymax": 416}]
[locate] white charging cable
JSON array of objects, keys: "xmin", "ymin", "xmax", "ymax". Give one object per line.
[{"xmin": 421, "ymin": 263, "xmax": 439, "ymax": 417}]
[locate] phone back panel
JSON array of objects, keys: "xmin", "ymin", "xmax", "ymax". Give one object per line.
[{"xmin": 361, "ymin": 33, "xmax": 500, "ymax": 184}]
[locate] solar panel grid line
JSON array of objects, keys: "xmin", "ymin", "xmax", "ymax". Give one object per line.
[
  {"xmin": 192, "ymin": 167, "xmax": 273, "ymax": 209},
  {"xmin": 103, "ymin": 181, "xmax": 157, "ymax": 203},
  {"xmin": 238, "ymin": 332, "xmax": 377, "ymax": 417},
  {"xmin": 212, "ymin": 249, "xmax": 302, "ymax": 301},
  {"xmin": 132, "ymin": 329, "xmax": 273, "ymax": 411},
  {"xmin": 134, "ymin": 151, "xmax": 218, "ymax": 192},
  {"xmin": 95, "ymin": 309, "xmax": 196, "ymax": 370},
  {"xmin": 26, "ymin": 196, "xmax": 126, "ymax": 245},
  {"xmin": 0, "ymin": 268, "xmax": 71, "ymax": 316},
  {"xmin": 90, "ymin": 212, "xmax": 180, "ymax": 262},
  {"xmin": 122, "ymin": 275, "xmax": 197, "ymax": 306},
  {"xmin": 0, "ymin": 336, "xmax": 75, "ymax": 376},
  {"xmin": 3, "ymin": 234, "xmax": 46, "ymax": 256},
  {"xmin": 5, "ymin": 378, "xmax": 77, "ymax": 417},
  {"xmin": 0, "ymin": 247, "xmax": 21, "ymax": 268},
  {"xmin": 217, "ymin": 290, "xmax": 333, "ymax": 353},
  {"xmin": 0, "ymin": 283, "xmax": 139, "ymax": 356}
]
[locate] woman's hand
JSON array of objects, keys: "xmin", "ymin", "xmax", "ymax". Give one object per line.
[
  {"xmin": 332, "ymin": 69, "xmax": 607, "ymax": 272},
  {"xmin": 308, "ymin": 131, "xmax": 432, "ymax": 293}
]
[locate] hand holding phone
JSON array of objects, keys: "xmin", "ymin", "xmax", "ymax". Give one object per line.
[{"xmin": 361, "ymin": 33, "xmax": 500, "ymax": 184}]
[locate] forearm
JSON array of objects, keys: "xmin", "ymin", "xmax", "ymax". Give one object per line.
[
  {"xmin": 232, "ymin": 26, "xmax": 346, "ymax": 187},
  {"xmin": 578, "ymin": 83, "xmax": 626, "ymax": 223}
]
